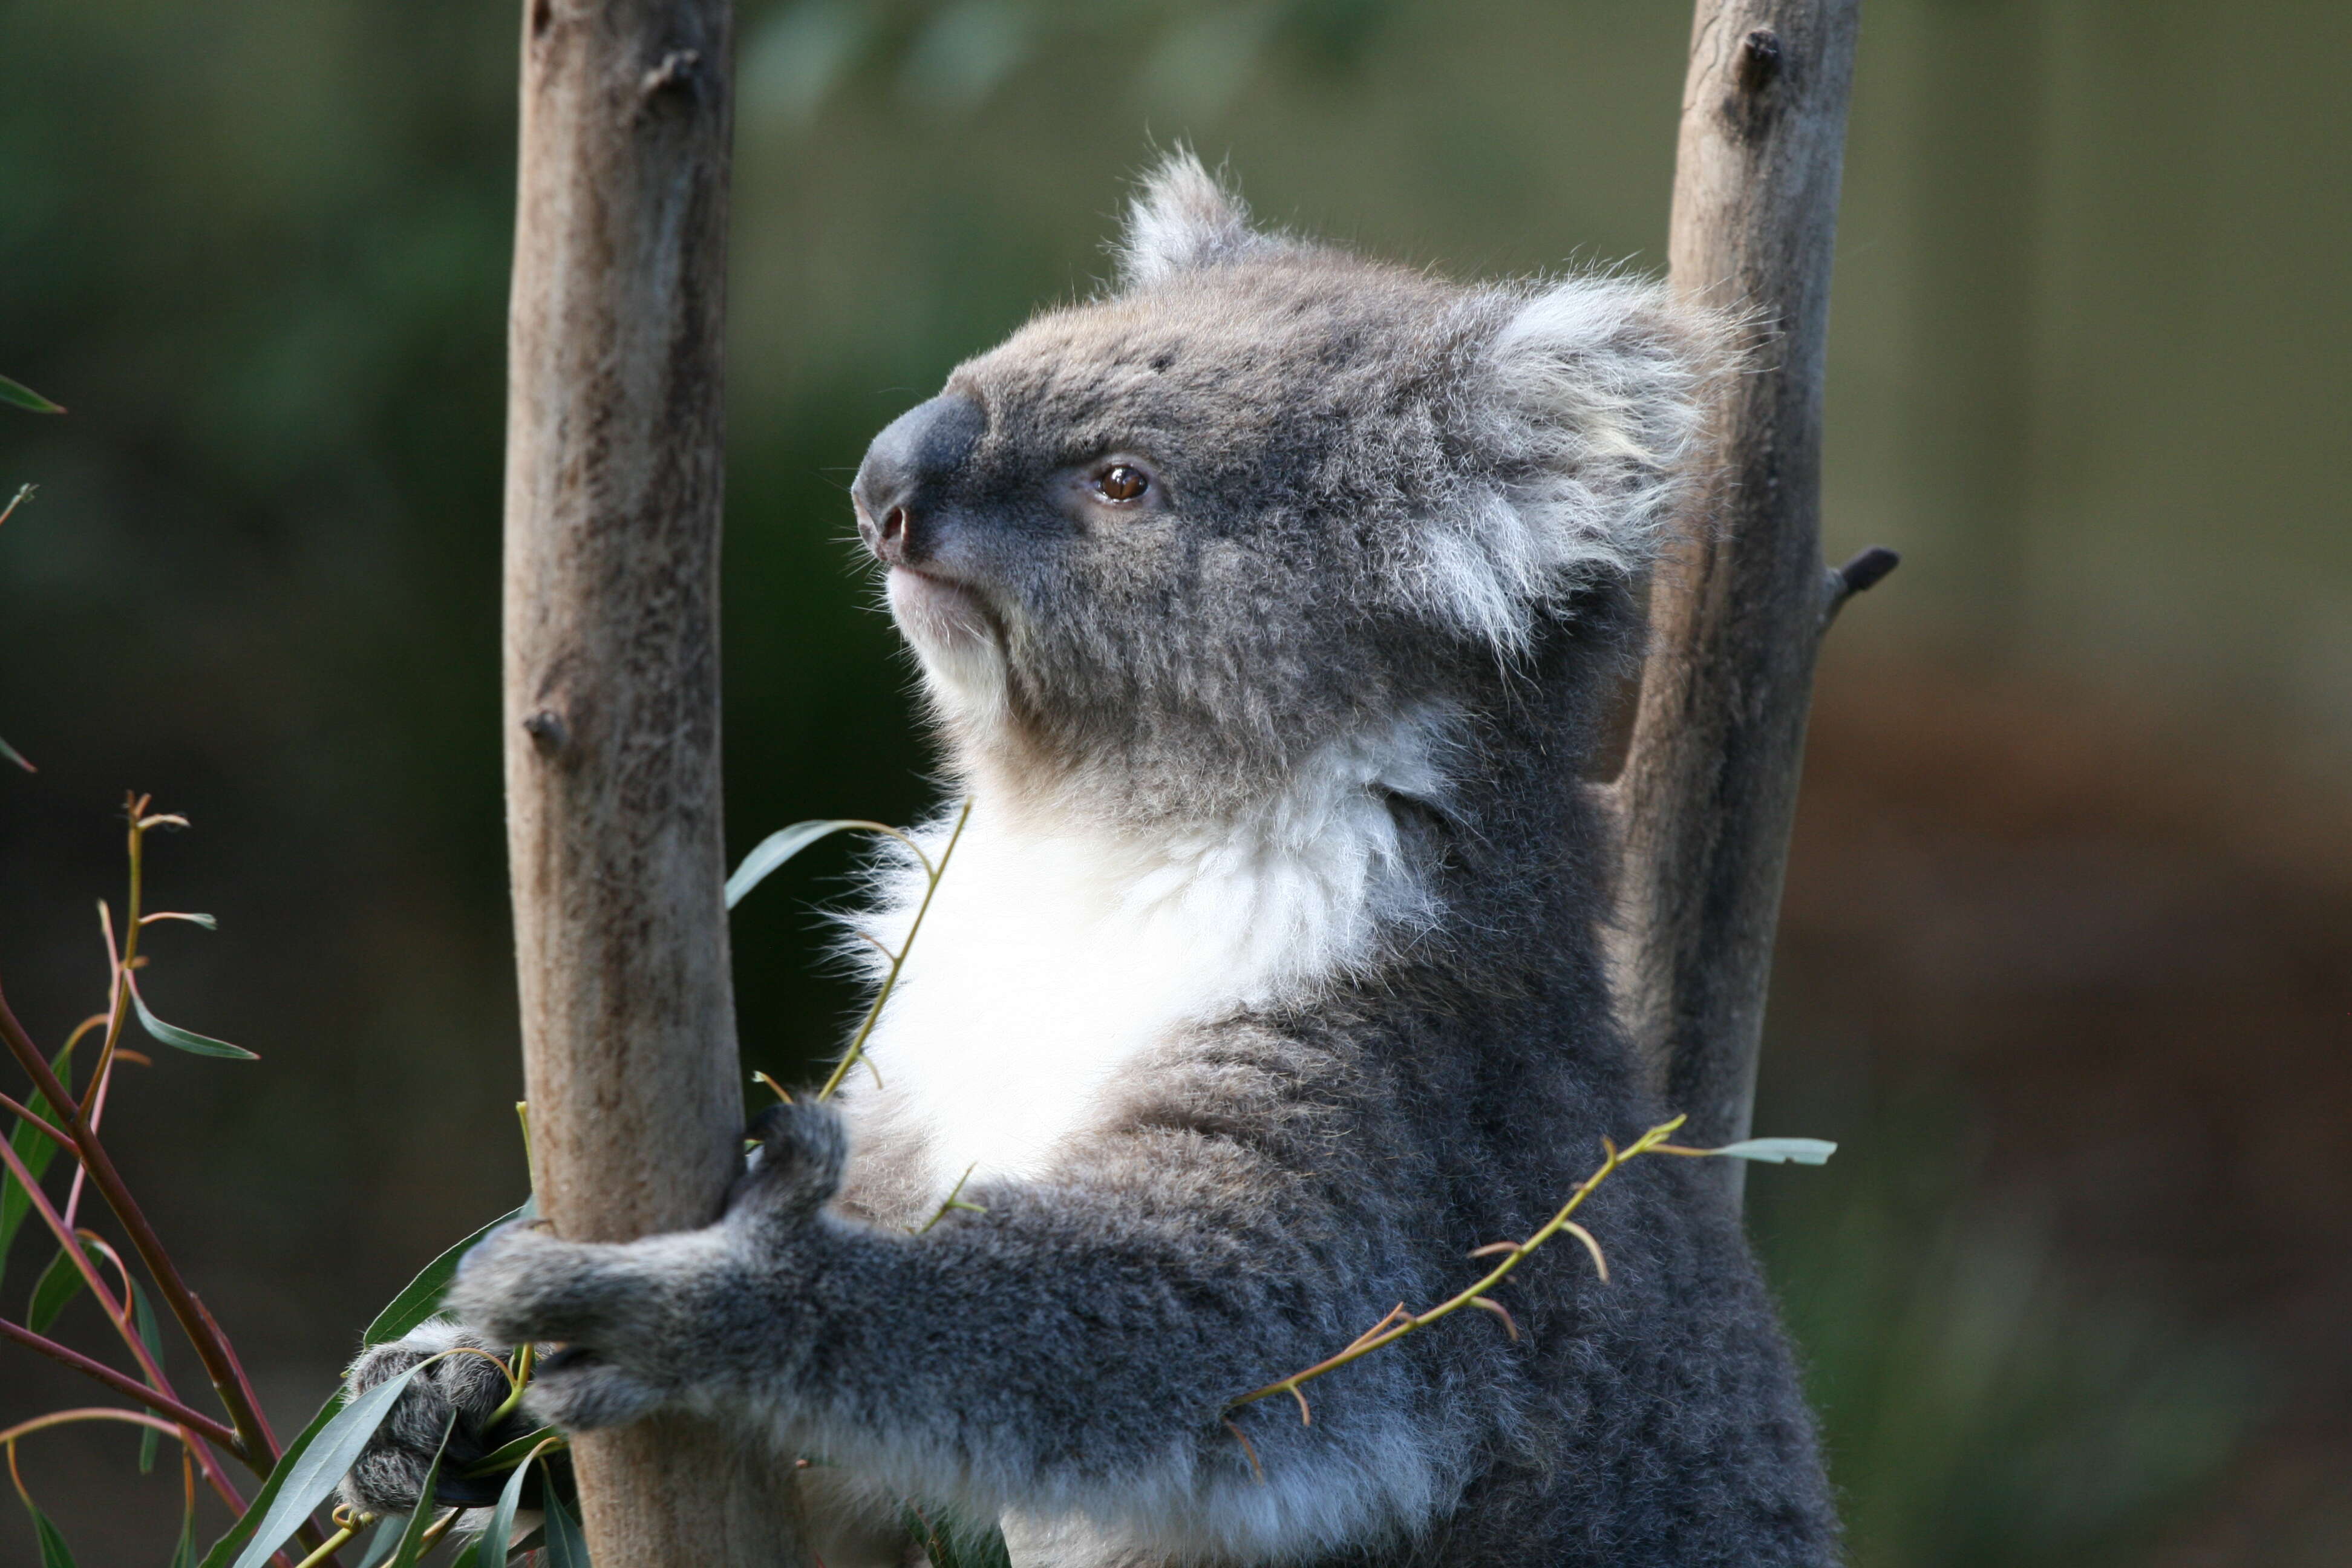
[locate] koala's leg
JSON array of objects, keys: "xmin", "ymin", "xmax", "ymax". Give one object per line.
[{"xmin": 445, "ymin": 1100, "xmax": 1441, "ymax": 1560}]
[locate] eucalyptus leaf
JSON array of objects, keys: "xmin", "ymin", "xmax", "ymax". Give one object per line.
[
  {"xmin": 171, "ymin": 1491, "xmax": 198, "ymax": 1568},
  {"xmin": 25, "ymin": 1238, "xmax": 100, "ymax": 1333},
  {"xmin": 0, "ymin": 371, "xmax": 65, "ymax": 414},
  {"xmin": 221, "ymin": 1356, "xmax": 443, "ymax": 1568},
  {"xmin": 472, "ymin": 1435, "xmax": 554, "ymax": 1568},
  {"xmin": 21, "ymin": 1494, "xmax": 79, "ymax": 1568},
  {"xmin": 725, "ymin": 820, "xmax": 875, "ymax": 909},
  {"xmin": 384, "ymin": 1416, "xmax": 457, "ymax": 1568},
  {"xmin": 0, "ymin": 1040, "xmax": 76, "ymax": 1295},
  {"xmin": 364, "ymin": 1200, "xmax": 532, "ymax": 1346},
  {"xmin": 129, "ymin": 986, "xmax": 258, "ymax": 1060},
  {"xmin": 132, "ymin": 1273, "xmax": 166, "ymax": 1472},
  {"xmin": 1706, "ymin": 1137, "xmax": 1838, "ymax": 1166},
  {"xmin": 543, "ymin": 1488, "xmax": 590, "ymax": 1567},
  {"xmin": 901, "ymin": 1504, "xmax": 1012, "ymax": 1568},
  {"xmin": 195, "ymin": 1390, "xmax": 343, "ymax": 1568},
  {"xmin": 351, "ymin": 1515, "xmax": 405, "ymax": 1568},
  {"xmin": 462, "ymin": 1425, "xmax": 560, "ymax": 1477}
]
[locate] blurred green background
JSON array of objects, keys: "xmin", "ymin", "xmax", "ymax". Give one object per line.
[{"xmin": 2, "ymin": 1, "xmax": 2346, "ymax": 1563}]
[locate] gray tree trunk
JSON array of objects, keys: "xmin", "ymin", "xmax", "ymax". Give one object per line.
[
  {"xmin": 500, "ymin": 0, "xmax": 805, "ymax": 1561},
  {"xmin": 1604, "ymin": 0, "xmax": 1871, "ymax": 1207}
]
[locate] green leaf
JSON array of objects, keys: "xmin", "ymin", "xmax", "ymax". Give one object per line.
[
  {"xmin": 129, "ymin": 984, "xmax": 258, "ymax": 1060},
  {"xmin": 0, "ymin": 732, "xmax": 33, "ymax": 773},
  {"xmin": 542, "ymin": 1488, "xmax": 590, "ymax": 1568},
  {"xmin": 725, "ymin": 820, "xmax": 877, "ymax": 909},
  {"xmin": 900, "ymin": 1504, "xmax": 1011, "ymax": 1568},
  {"xmin": 0, "ymin": 371, "xmax": 65, "ymax": 414},
  {"xmin": 1, "ymin": 1039, "xmax": 76, "ymax": 1295},
  {"xmin": 132, "ymin": 1273, "xmax": 166, "ymax": 1471},
  {"xmin": 18, "ymin": 1491, "xmax": 79, "ymax": 1568},
  {"xmin": 206, "ymin": 1198, "xmax": 539, "ymax": 1568},
  {"xmin": 170, "ymin": 1489, "xmax": 198, "ymax": 1568},
  {"xmin": 382, "ymin": 1416, "xmax": 456, "ymax": 1568},
  {"xmin": 1706, "ymin": 1137, "xmax": 1838, "ymax": 1166},
  {"xmin": 26, "ymin": 1237, "xmax": 100, "ymax": 1333},
  {"xmin": 363, "ymin": 1200, "xmax": 532, "ymax": 1347},
  {"xmin": 196, "ymin": 1390, "xmax": 343, "ymax": 1568},
  {"xmin": 350, "ymin": 1515, "xmax": 405, "ymax": 1568},
  {"xmin": 472, "ymin": 1435, "xmax": 553, "ymax": 1568},
  {"xmin": 462, "ymin": 1425, "xmax": 560, "ymax": 1478},
  {"xmin": 220, "ymin": 1356, "xmax": 445, "ymax": 1568}
]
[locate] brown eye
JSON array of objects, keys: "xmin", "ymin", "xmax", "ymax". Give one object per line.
[{"xmin": 1097, "ymin": 464, "xmax": 1149, "ymax": 502}]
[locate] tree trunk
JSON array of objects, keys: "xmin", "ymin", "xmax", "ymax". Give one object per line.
[
  {"xmin": 1603, "ymin": 0, "xmax": 1869, "ymax": 1207},
  {"xmin": 501, "ymin": 1, "xmax": 803, "ymax": 1561}
]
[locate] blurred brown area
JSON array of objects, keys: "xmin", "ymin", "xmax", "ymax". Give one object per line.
[
  {"xmin": 1753, "ymin": 650, "xmax": 2352, "ymax": 1566},
  {"xmin": 2, "ymin": 0, "xmax": 2346, "ymax": 1563}
]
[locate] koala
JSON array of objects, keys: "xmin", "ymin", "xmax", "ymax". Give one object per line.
[{"xmin": 344, "ymin": 154, "xmax": 1838, "ymax": 1567}]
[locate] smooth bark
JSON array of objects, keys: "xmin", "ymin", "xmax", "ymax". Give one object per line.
[
  {"xmin": 1604, "ymin": 0, "xmax": 1867, "ymax": 1206},
  {"xmin": 501, "ymin": 1, "xmax": 803, "ymax": 1560}
]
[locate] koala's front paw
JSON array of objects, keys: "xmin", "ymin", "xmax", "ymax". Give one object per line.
[
  {"xmin": 447, "ymin": 1220, "xmax": 731, "ymax": 1434},
  {"xmin": 338, "ymin": 1320, "xmax": 535, "ymax": 1515},
  {"xmin": 446, "ymin": 1105, "xmax": 843, "ymax": 1436}
]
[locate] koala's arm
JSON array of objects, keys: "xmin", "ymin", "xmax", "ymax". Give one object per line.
[{"xmin": 445, "ymin": 1099, "xmax": 1449, "ymax": 1544}]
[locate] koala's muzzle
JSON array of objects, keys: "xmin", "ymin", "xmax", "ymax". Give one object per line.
[{"xmin": 852, "ymin": 391, "xmax": 985, "ymax": 569}]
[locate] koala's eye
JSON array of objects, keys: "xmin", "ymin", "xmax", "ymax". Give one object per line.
[{"xmin": 1096, "ymin": 464, "xmax": 1150, "ymax": 503}]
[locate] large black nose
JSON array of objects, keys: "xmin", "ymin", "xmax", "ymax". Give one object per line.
[{"xmin": 852, "ymin": 392, "xmax": 985, "ymax": 567}]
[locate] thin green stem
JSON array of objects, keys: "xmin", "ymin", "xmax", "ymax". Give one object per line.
[
  {"xmin": 486, "ymin": 1342, "xmax": 535, "ymax": 1428},
  {"xmin": 289, "ymin": 1522, "xmax": 359, "ymax": 1568},
  {"xmin": 909, "ymin": 1163, "xmax": 987, "ymax": 1236},
  {"xmin": 818, "ymin": 799, "xmax": 972, "ymax": 1103},
  {"xmin": 1229, "ymin": 1116, "xmax": 1688, "ymax": 1420}
]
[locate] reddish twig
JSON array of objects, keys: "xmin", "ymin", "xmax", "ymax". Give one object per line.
[
  {"xmin": 0, "ymin": 979, "xmax": 276, "ymax": 1471},
  {"xmin": 0, "ymin": 1088, "xmax": 71, "ymax": 1152},
  {"xmin": 0, "ymin": 1319, "xmax": 238, "ymax": 1451}
]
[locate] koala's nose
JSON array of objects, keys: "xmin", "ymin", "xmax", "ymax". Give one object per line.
[{"xmin": 852, "ymin": 392, "xmax": 985, "ymax": 567}]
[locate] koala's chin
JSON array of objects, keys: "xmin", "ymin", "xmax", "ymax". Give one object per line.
[
  {"xmin": 346, "ymin": 152, "xmax": 1837, "ymax": 1568},
  {"xmin": 884, "ymin": 564, "xmax": 1007, "ymax": 713}
]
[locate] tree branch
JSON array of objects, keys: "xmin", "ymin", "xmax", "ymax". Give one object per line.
[
  {"xmin": 1602, "ymin": 0, "xmax": 1866, "ymax": 1208},
  {"xmin": 500, "ymin": 0, "xmax": 803, "ymax": 1559}
]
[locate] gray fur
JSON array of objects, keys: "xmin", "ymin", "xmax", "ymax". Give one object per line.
[{"xmin": 348, "ymin": 154, "xmax": 1836, "ymax": 1566}]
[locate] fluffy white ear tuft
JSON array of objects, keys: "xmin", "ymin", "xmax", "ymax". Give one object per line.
[
  {"xmin": 1115, "ymin": 151, "xmax": 1282, "ymax": 287},
  {"xmin": 1410, "ymin": 277, "xmax": 1736, "ymax": 653}
]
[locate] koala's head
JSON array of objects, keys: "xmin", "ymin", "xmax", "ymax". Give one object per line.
[{"xmin": 852, "ymin": 153, "xmax": 1726, "ymax": 825}]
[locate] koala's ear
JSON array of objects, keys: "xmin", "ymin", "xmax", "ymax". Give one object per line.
[
  {"xmin": 1414, "ymin": 278, "xmax": 1736, "ymax": 652},
  {"xmin": 1114, "ymin": 150, "xmax": 1285, "ymax": 287}
]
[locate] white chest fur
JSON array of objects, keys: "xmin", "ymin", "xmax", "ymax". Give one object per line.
[{"xmin": 841, "ymin": 729, "xmax": 1445, "ymax": 1195}]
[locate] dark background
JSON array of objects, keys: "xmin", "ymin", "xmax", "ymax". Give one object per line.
[{"xmin": 2, "ymin": 1, "xmax": 2346, "ymax": 1563}]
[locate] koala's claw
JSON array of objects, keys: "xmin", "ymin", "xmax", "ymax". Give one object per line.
[
  {"xmin": 447, "ymin": 1224, "xmax": 644, "ymax": 1349},
  {"xmin": 337, "ymin": 1321, "xmax": 535, "ymax": 1516},
  {"xmin": 728, "ymin": 1100, "xmax": 849, "ymax": 1223},
  {"xmin": 444, "ymin": 1219, "xmax": 734, "ymax": 1432},
  {"xmin": 512, "ymin": 1346, "xmax": 667, "ymax": 1432}
]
